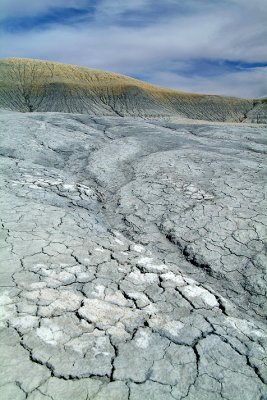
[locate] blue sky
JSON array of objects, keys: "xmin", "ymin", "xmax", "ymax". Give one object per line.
[{"xmin": 0, "ymin": 0, "xmax": 266, "ymax": 98}]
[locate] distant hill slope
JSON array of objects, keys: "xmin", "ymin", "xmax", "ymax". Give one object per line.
[{"xmin": 0, "ymin": 57, "xmax": 266, "ymax": 122}]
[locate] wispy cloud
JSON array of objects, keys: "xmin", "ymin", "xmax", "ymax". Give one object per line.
[
  {"xmin": 148, "ymin": 66, "xmax": 267, "ymax": 98},
  {"xmin": 0, "ymin": 0, "xmax": 90, "ymax": 19},
  {"xmin": 0, "ymin": 0, "xmax": 266, "ymax": 97}
]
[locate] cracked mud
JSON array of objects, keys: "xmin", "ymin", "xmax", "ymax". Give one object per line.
[{"xmin": 0, "ymin": 110, "xmax": 267, "ymax": 399}]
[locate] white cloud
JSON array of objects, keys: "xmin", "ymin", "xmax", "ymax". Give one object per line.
[
  {"xmin": 95, "ymin": 0, "xmax": 149, "ymax": 18},
  {"xmin": 147, "ymin": 67, "xmax": 267, "ymax": 98}
]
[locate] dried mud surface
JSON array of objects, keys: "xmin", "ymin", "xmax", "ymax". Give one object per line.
[{"xmin": 0, "ymin": 110, "xmax": 267, "ymax": 399}]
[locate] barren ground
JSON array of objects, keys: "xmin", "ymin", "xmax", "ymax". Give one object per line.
[{"xmin": 0, "ymin": 110, "xmax": 266, "ymax": 399}]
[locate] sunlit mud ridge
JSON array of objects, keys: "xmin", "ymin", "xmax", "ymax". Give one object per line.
[
  {"xmin": 0, "ymin": 58, "xmax": 266, "ymax": 122},
  {"xmin": 0, "ymin": 110, "xmax": 266, "ymax": 399}
]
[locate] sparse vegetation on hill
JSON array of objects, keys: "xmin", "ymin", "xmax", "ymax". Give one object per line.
[{"xmin": 0, "ymin": 57, "xmax": 266, "ymax": 122}]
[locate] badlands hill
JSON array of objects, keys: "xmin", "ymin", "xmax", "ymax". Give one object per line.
[{"xmin": 0, "ymin": 57, "xmax": 266, "ymax": 122}]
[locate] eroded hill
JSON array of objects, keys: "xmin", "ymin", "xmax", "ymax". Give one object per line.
[{"xmin": 0, "ymin": 57, "xmax": 266, "ymax": 122}]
